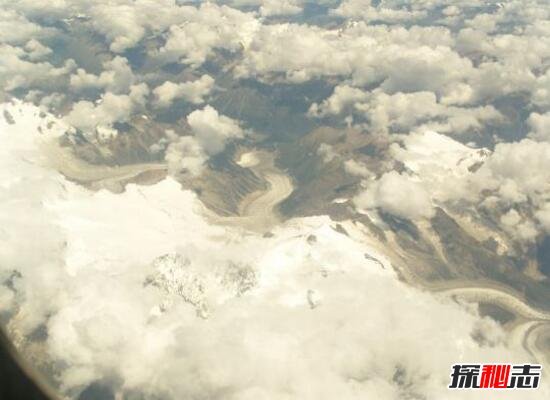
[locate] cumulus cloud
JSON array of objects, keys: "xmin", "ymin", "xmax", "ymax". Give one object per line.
[
  {"xmin": 161, "ymin": 106, "xmax": 245, "ymax": 177},
  {"xmin": 533, "ymin": 70, "xmax": 550, "ymax": 110},
  {"xmin": 0, "ymin": 44, "xmax": 76, "ymax": 92},
  {"xmin": 5, "ymin": 0, "xmax": 257, "ymax": 57},
  {"xmin": 65, "ymin": 83, "xmax": 149, "ymax": 134},
  {"xmin": 86, "ymin": 0, "xmax": 189, "ymax": 53},
  {"xmin": 309, "ymin": 86, "xmax": 503, "ymax": 135},
  {"xmin": 1, "ymin": 101, "xmax": 547, "ymax": 400},
  {"xmin": 528, "ymin": 111, "xmax": 550, "ymax": 142},
  {"xmin": 536, "ymin": 202, "xmax": 550, "ymax": 233},
  {"xmin": 259, "ymin": 0, "xmax": 303, "ymax": 16},
  {"xmin": 24, "ymin": 90, "xmax": 67, "ymax": 111},
  {"xmin": 0, "ymin": 8, "xmax": 56, "ymax": 44},
  {"xmin": 70, "ymin": 56, "xmax": 135, "ymax": 94},
  {"xmin": 355, "ymin": 90, "xmax": 503, "ymax": 134},
  {"xmin": 228, "ymin": 1, "xmax": 549, "ymax": 119},
  {"xmin": 333, "ymin": 0, "xmax": 428, "ymax": 23},
  {"xmin": 4, "ymin": 0, "xmax": 548, "ymax": 121},
  {"xmin": 3, "ymin": 0, "xmax": 548, "ymax": 119},
  {"xmin": 235, "ymin": 22, "xmax": 469, "ymax": 89},
  {"xmin": 235, "ymin": 23, "xmax": 349, "ymax": 83},
  {"xmin": 157, "ymin": 3, "xmax": 259, "ymax": 67},
  {"xmin": 309, "ymin": 85, "xmax": 368, "ymax": 118},
  {"xmin": 480, "ymin": 139, "xmax": 550, "ymax": 203},
  {"xmin": 344, "ymin": 159, "xmax": 371, "ymax": 178},
  {"xmin": 187, "ymin": 105, "xmax": 245, "ymax": 155},
  {"xmin": 220, "ymin": 0, "xmax": 304, "ymax": 16},
  {"xmin": 153, "ymin": 75, "xmax": 215, "ymax": 107},
  {"xmin": 165, "ymin": 135, "xmax": 208, "ymax": 177},
  {"xmin": 24, "ymin": 39, "xmax": 52, "ymax": 61},
  {"xmin": 354, "ymin": 171, "xmax": 435, "ymax": 220}
]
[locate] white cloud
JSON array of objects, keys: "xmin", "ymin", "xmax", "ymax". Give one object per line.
[
  {"xmin": 187, "ymin": 105, "xmax": 245, "ymax": 155},
  {"xmin": 0, "ymin": 44, "xmax": 76, "ymax": 92},
  {"xmin": 24, "ymin": 39, "xmax": 53, "ymax": 61},
  {"xmin": 70, "ymin": 56, "xmax": 135, "ymax": 94},
  {"xmin": 25, "ymin": 90, "xmax": 67, "ymax": 111},
  {"xmin": 259, "ymin": 0, "xmax": 302, "ymax": 17},
  {"xmin": 229, "ymin": 3, "xmax": 549, "ymax": 116},
  {"xmin": 309, "ymin": 85, "xmax": 368, "ymax": 118},
  {"xmin": 480, "ymin": 139, "xmax": 550, "ymax": 202},
  {"xmin": 528, "ymin": 111, "xmax": 550, "ymax": 142},
  {"xmin": 0, "ymin": 8, "xmax": 56, "ymax": 44},
  {"xmin": 221, "ymin": 0, "xmax": 304, "ymax": 16},
  {"xmin": 333, "ymin": 0, "xmax": 428, "ymax": 23},
  {"xmin": 235, "ymin": 22, "xmax": 468, "ymax": 88},
  {"xmin": 3, "ymin": 0, "xmax": 548, "ymax": 120},
  {"xmin": 354, "ymin": 171, "xmax": 435, "ymax": 220},
  {"xmin": 157, "ymin": 3, "xmax": 259, "ymax": 67},
  {"xmin": 86, "ymin": 0, "xmax": 189, "ymax": 53},
  {"xmin": 165, "ymin": 135, "xmax": 207, "ymax": 177},
  {"xmin": 234, "ymin": 23, "xmax": 352, "ymax": 83},
  {"xmin": 344, "ymin": 159, "xmax": 371, "ymax": 178},
  {"xmin": 535, "ymin": 202, "xmax": 550, "ymax": 233},
  {"xmin": 65, "ymin": 83, "xmax": 149, "ymax": 134},
  {"xmin": 465, "ymin": 13, "xmax": 498, "ymax": 33},
  {"xmin": 533, "ymin": 70, "xmax": 550, "ymax": 110},
  {"xmin": 353, "ymin": 90, "xmax": 503, "ymax": 135},
  {"xmin": 5, "ymin": 1, "xmax": 255, "ymax": 57},
  {"xmin": 153, "ymin": 75, "xmax": 215, "ymax": 107}
]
